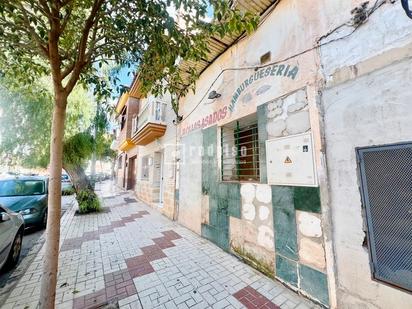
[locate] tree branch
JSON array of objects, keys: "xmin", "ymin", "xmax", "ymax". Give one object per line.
[
  {"xmin": 61, "ymin": 62, "xmax": 76, "ymax": 80},
  {"xmin": 64, "ymin": 0, "xmax": 104, "ymax": 94},
  {"xmin": 16, "ymin": 3, "xmax": 49, "ymax": 58},
  {"xmin": 48, "ymin": 0, "xmax": 64, "ymax": 95},
  {"xmin": 38, "ymin": 0, "xmax": 52, "ymax": 20}
]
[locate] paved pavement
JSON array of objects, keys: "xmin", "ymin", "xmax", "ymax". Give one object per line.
[
  {"xmin": 0, "ymin": 195, "xmax": 75, "ymax": 307},
  {"xmin": 3, "ymin": 182, "xmax": 319, "ymax": 309}
]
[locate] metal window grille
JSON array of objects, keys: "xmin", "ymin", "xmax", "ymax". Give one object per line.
[
  {"xmin": 221, "ymin": 119, "xmax": 260, "ymax": 182},
  {"xmin": 357, "ymin": 142, "xmax": 412, "ymax": 292}
]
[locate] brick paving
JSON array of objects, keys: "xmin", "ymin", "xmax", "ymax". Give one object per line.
[{"xmin": 2, "ymin": 181, "xmax": 319, "ymax": 309}]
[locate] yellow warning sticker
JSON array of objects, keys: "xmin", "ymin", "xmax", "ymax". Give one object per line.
[{"xmin": 284, "ymin": 156, "xmax": 292, "ymax": 164}]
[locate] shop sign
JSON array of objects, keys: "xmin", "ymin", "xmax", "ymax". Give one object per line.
[
  {"xmin": 181, "ymin": 106, "xmax": 227, "ymax": 136},
  {"xmin": 181, "ymin": 63, "xmax": 299, "ymax": 136},
  {"xmin": 228, "ymin": 63, "xmax": 299, "ymax": 113}
]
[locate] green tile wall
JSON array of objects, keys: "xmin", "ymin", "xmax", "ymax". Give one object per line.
[
  {"xmin": 201, "ymin": 126, "xmax": 241, "ymax": 251},
  {"xmin": 276, "ymin": 254, "xmax": 298, "ymax": 287},
  {"xmin": 272, "ymin": 185, "xmax": 322, "ymax": 260},
  {"xmin": 299, "ymin": 264, "xmax": 329, "ymax": 306},
  {"xmin": 272, "ymin": 186, "xmax": 298, "ymax": 260},
  {"xmin": 201, "ymin": 224, "xmax": 229, "ymax": 250},
  {"xmin": 293, "ymin": 187, "xmax": 321, "ymax": 213}
]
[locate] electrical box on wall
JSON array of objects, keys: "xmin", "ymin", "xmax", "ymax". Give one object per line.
[{"xmin": 266, "ymin": 132, "xmax": 317, "ymax": 187}]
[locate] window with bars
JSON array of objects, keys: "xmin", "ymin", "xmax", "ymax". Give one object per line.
[
  {"xmin": 141, "ymin": 155, "xmax": 150, "ymax": 180},
  {"xmin": 221, "ymin": 115, "xmax": 260, "ymax": 182}
]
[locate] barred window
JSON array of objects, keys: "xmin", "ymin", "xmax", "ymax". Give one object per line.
[
  {"xmin": 141, "ymin": 155, "xmax": 150, "ymax": 180},
  {"xmin": 221, "ymin": 115, "xmax": 260, "ymax": 182}
]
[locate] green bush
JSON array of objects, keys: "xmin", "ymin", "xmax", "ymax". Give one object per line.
[
  {"xmin": 62, "ymin": 187, "xmax": 75, "ymax": 196},
  {"xmin": 77, "ymin": 189, "xmax": 101, "ymax": 214}
]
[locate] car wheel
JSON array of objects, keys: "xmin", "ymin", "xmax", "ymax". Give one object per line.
[
  {"xmin": 4, "ymin": 231, "xmax": 22, "ymax": 270},
  {"xmin": 42, "ymin": 209, "xmax": 48, "ymax": 229}
]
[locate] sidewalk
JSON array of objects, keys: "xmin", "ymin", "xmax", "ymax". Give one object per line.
[{"xmin": 3, "ymin": 181, "xmax": 319, "ymax": 309}]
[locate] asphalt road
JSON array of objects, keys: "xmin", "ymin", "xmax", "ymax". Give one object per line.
[{"xmin": 0, "ymin": 195, "xmax": 75, "ymax": 305}]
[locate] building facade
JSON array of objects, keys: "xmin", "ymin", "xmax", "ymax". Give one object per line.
[
  {"xmin": 133, "ymin": 92, "xmax": 177, "ymax": 219},
  {"xmin": 114, "ymin": 1, "xmax": 412, "ymax": 308},
  {"xmin": 114, "ymin": 93, "xmax": 139, "ymax": 190},
  {"xmin": 114, "ymin": 78, "xmax": 177, "ymax": 219},
  {"xmin": 174, "ymin": 1, "xmax": 412, "ymax": 308},
  {"xmin": 320, "ymin": 2, "xmax": 412, "ymax": 308}
]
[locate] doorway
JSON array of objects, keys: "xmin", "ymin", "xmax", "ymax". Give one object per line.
[
  {"xmin": 127, "ymin": 155, "xmax": 137, "ymax": 190},
  {"xmin": 153, "ymin": 151, "xmax": 164, "ymax": 206}
]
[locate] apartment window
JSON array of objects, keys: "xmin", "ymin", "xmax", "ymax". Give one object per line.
[
  {"xmin": 221, "ymin": 115, "xmax": 260, "ymax": 182},
  {"xmin": 357, "ymin": 142, "xmax": 412, "ymax": 292},
  {"xmin": 118, "ymin": 155, "xmax": 122, "ymax": 169},
  {"xmin": 141, "ymin": 155, "xmax": 150, "ymax": 180},
  {"xmin": 132, "ymin": 115, "xmax": 138, "ymax": 133},
  {"xmin": 155, "ymin": 101, "xmax": 166, "ymax": 122},
  {"xmin": 120, "ymin": 107, "xmax": 127, "ymax": 130}
]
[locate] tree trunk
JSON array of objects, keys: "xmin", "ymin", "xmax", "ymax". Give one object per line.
[
  {"xmin": 39, "ymin": 94, "xmax": 67, "ymax": 309},
  {"xmin": 64, "ymin": 163, "xmax": 93, "ymax": 193}
]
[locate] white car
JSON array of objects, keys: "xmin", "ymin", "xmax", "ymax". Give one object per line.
[{"xmin": 0, "ymin": 205, "xmax": 24, "ymax": 271}]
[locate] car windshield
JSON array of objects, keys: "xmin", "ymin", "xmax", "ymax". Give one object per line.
[
  {"xmin": 0, "ymin": 180, "xmax": 45, "ymax": 197},
  {"xmin": 61, "ymin": 175, "xmax": 70, "ymax": 181}
]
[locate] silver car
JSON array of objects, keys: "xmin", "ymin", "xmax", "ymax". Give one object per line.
[{"xmin": 0, "ymin": 205, "xmax": 24, "ymax": 270}]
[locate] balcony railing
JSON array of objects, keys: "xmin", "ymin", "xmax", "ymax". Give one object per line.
[
  {"xmin": 134, "ymin": 100, "xmax": 167, "ymax": 134},
  {"xmin": 131, "ymin": 100, "xmax": 168, "ymax": 146}
]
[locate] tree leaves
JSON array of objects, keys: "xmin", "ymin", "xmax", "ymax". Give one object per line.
[
  {"xmin": 0, "ymin": 0, "xmax": 259, "ymax": 117},
  {"xmin": 0, "ymin": 77, "xmax": 95, "ymax": 168}
]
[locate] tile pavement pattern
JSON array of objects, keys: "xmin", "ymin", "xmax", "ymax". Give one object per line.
[
  {"xmin": 3, "ymin": 182, "xmax": 319, "ymax": 309},
  {"xmin": 73, "ymin": 230, "xmax": 181, "ymax": 308},
  {"xmin": 61, "ymin": 210, "xmax": 149, "ymax": 252},
  {"xmin": 233, "ymin": 287, "xmax": 280, "ymax": 309}
]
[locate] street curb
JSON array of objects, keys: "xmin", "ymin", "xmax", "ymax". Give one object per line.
[{"xmin": 0, "ymin": 196, "xmax": 76, "ymax": 307}]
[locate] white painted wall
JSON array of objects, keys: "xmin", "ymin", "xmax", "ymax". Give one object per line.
[
  {"xmin": 321, "ymin": 3, "xmax": 412, "ymax": 306},
  {"xmin": 177, "ymin": 130, "xmax": 203, "ymax": 234},
  {"xmin": 137, "ymin": 93, "xmax": 177, "ymax": 183},
  {"xmin": 321, "ymin": 2, "xmax": 412, "ymax": 82}
]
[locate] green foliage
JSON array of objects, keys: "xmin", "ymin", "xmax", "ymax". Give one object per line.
[
  {"xmin": 0, "ymin": 78, "xmax": 95, "ymax": 167},
  {"xmin": 0, "ymin": 1, "xmax": 259, "ymax": 110},
  {"xmin": 77, "ymin": 189, "xmax": 101, "ymax": 214},
  {"xmin": 0, "ymin": 76, "xmax": 114, "ymax": 169},
  {"xmin": 63, "ymin": 132, "xmax": 94, "ymax": 167},
  {"xmin": 95, "ymin": 134, "xmax": 116, "ymax": 160},
  {"xmin": 62, "ymin": 187, "xmax": 75, "ymax": 196}
]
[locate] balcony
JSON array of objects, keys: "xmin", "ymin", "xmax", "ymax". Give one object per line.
[{"xmin": 131, "ymin": 100, "xmax": 167, "ymax": 146}]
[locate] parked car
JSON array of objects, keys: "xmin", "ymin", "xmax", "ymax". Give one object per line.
[
  {"xmin": 61, "ymin": 174, "xmax": 74, "ymax": 194},
  {"xmin": 0, "ymin": 205, "xmax": 24, "ymax": 270},
  {"xmin": 0, "ymin": 176, "xmax": 48, "ymax": 228}
]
